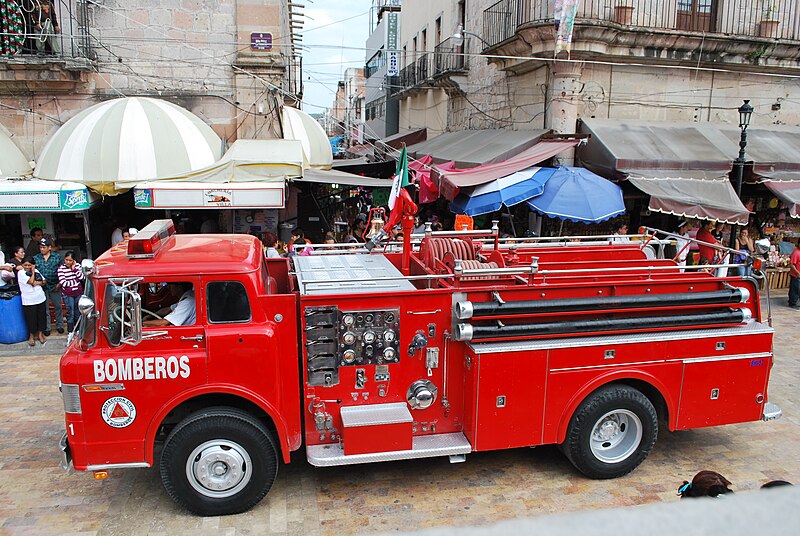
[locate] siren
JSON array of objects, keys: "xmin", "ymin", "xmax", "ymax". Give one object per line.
[{"xmin": 127, "ymin": 220, "xmax": 176, "ymax": 259}]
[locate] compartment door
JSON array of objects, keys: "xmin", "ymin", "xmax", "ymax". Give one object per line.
[
  {"xmin": 677, "ymin": 355, "xmax": 771, "ymax": 429},
  {"xmin": 473, "ymin": 350, "xmax": 547, "ymax": 451}
]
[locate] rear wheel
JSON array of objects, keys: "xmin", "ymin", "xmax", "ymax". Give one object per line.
[
  {"xmin": 160, "ymin": 407, "xmax": 278, "ymax": 516},
  {"xmin": 562, "ymin": 384, "xmax": 657, "ymax": 479}
]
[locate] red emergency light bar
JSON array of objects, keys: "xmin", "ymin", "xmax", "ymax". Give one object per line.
[{"xmin": 127, "ymin": 219, "xmax": 176, "ymax": 259}]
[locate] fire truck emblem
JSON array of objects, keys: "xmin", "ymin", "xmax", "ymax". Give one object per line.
[{"xmin": 101, "ymin": 397, "xmax": 137, "ymax": 428}]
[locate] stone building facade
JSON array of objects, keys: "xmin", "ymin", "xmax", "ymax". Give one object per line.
[{"xmin": 0, "ymin": 0, "xmax": 301, "ymax": 162}]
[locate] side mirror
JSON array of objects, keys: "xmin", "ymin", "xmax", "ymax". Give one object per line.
[
  {"xmin": 78, "ymin": 295, "xmax": 95, "ymax": 316},
  {"xmin": 755, "ymin": 238, "xmax": 771, "ymax": 255},
  {"xmin": 120, "ymin": 290, "xmax": 142, "ymax": 346},
  {"xmin": 81, "ymin": 258, "xmax": 96, "ymax": 276},
  {"xmin": 106, "ymin": 286, "xmax": 142, "ymax": 347}
]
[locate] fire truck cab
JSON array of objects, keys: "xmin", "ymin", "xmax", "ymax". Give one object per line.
[{"xmin": 60, "ymin": 220, "xmax": 780, "ymax": 516}]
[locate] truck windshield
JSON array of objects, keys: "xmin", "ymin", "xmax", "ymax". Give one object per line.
[{"xmin": 76, "ymin": 276, "xmax": 96, "ymax": 351}]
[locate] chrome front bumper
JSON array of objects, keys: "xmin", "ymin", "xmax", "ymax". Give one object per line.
[
  {"xmin": 59, "ymin": 432, "xmax": 73, "ymax": 471},
  {"xmin": 763, "ymin": 402, "xmax": 782, "ymax": 421}
]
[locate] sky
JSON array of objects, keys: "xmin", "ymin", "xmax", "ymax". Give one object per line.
[{"xmin": 299, "ymin": 1, "xmax": 373, "ymax": 114}]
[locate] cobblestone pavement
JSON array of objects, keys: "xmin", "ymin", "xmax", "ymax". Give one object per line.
[{"xmin": 0, "ymin": 296, "xmax": 798, "ymax": 535}]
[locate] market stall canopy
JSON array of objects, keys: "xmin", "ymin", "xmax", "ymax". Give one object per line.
[
  {"xmin": 718, "ymin": 125, "xmax": 800, "ymax": 173},
  {"xmin": 756, "ymin": 171, "xmax": 800, "ymax": 218},
  {"xmin": 34, "ymin": 97, "xmax": 223, "ymax": 195},
  {"xmin": 0, "ymin": 124, "xmax": 32, "ymax": 178},
  {"xmin": 408, "ymin": 129, "xmax": 549, "ymax": 168},
  {"xmin": 526, "ymin": 167, "xmax": 625, "ymax": 223},
  {"xmin": 433, "ymin": 139, "xmax": 582, "ymax": 200},
  {"xmin": 380, "ymin": 128, "xmax": 427, "ymax": 150},
  {"xmin": 0, "ymin": 178, "xmax": 98, "ymax": 212},
  {"xmin": 626, "ymin": 171, "xmax": 750, "ymax": 225},
  {"xmin": 283, "ymin": 106, "xmax": 333, "ymax": 170},
  {"xmin": 118, "ymin": 139, "xmax": 302, "ymax": 189},
  {"xmin": 132, "ymin": 181, "xmax": 284, "ymax": 210},
  {"xmin": 578, "ymin": 119, "xmax": 738, "ymax": 177},
  {"xmin": 295, "ymin": 168, "xmax": 394, "ymax": 188}
]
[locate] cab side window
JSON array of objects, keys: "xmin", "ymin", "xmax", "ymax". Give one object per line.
[{"xmin": 207, "ymin": 281, "xmax": 251, "ymax": 323}]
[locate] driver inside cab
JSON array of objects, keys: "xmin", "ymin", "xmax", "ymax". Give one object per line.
[{"xmin": 143, "ymin": 282, "xmax": 196, "ymax": 326}]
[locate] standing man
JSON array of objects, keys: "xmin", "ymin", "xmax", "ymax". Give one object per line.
[
  {"xmin": 789, "ymin": 239, "xmax": 800, "ymax": 310},
  {"xmin": 609, "ymin": 221, "xmax": 631, "ymax": 244},
  {"xmin": 25, "ymin": 227, "xmax": 44, "ymax": 258},
  {"xmin": 675, "ymin": 221, "xmax": 690, "ymax": 270},
  {"xmin": 696, "ymin": 220, "xmax": 718, "ymax": 264},
  {"xmin": 34, "ymin": 238, "xmax": 64, "ymax": 335}
]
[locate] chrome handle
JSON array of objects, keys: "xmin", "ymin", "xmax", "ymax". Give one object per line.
[
  {"xmin": 406, "ymin": 309, "xmax": 442, "ymax": 315},
  {"xmin": 180, "ymin": 335, "xmax": 204, "ymax": 342}
]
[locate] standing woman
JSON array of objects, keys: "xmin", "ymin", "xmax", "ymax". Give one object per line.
[
  {"xmin": 1, "ymin": 246, "xmax": 25, "ymax": 287},
  {"xmin": 735, "ymin": 228, "xmax": 755, "ymax": 277},
  {"xmin": 18, "ymin": 257, "xmax": 48, "ymax": 346},
  {"xmin": 57, "ymin": 251, "xmax": 84, "ymax": 332}
]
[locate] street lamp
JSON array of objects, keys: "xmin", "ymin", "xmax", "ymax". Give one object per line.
[
  {"xmin": 451, "ymin": 23, "xmax": 491, "ymax": 48},
  {"xmin": 729, "ymin": 99, "xmax": 754, "ymax": 250}
]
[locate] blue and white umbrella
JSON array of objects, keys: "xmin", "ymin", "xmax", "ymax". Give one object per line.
[
  {"xmin": 450, "ymin": 166, "xmax": 556, "ymax": 216},
  {"xmin": 526, "ymin": 166, "xmax": 625, "ymax": 223}
]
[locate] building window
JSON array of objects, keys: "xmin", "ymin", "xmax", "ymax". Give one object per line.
[{"xmin": 676, "ymin": 0, "xmax": 716, "ymax": 32}]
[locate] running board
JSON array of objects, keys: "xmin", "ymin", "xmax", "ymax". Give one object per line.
[{"xmin": 306, "ymin": 432, "xmax": 472, "ymax": 467}]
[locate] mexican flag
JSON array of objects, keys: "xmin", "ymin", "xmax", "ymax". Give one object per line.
[{"xmin": 388, "ymin": 146, "xmax": 410, "ymax": 210}]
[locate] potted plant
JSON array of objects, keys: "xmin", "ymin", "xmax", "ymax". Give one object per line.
[
  {"xmin": 613, "ymin": 1, "xmax": 635, "ymax": 26},
  {"xmin": 759, "ymin": 2, "xmax": 780, "ymax": 38}
]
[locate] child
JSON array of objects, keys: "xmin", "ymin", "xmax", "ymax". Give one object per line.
[
  {"xmin": 57, "ymin": 251, "xmax": 84, "ymax": 332},
  {"xmin": 18, "ymin": 257, "xmax": 48, "ymax": 346}
]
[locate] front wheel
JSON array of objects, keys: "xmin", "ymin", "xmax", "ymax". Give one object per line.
[
  {"xmin": 160, "ymin": 407, "xmax": 278, "ymax": 516},
  {"xmin": 561, "ymin": 384, "xmax": 657, "ymax": 479}
]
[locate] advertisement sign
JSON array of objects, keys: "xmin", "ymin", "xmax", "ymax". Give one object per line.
[
  {"xmin": 203, "ymin": 188, "xmax": 233, "ymax": 207},
  {"xmin": 134, "ymin": 188, "xmax": 153, "ymax": 208},
  {"xmin": 61, "ymin": 188, "xmax": 91, "ymax": 211},
  {"xmin": 387, "ymin": 12, "xmax": 399, "ymax": 76},
  {"xmin": 251, "ymin": 32, "xmax": 273, "ymax": 51}
]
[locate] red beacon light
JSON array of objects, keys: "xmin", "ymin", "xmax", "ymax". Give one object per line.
[{"xmin": 127, "ymin": 219, "xmax": 176, "ymax": 259}]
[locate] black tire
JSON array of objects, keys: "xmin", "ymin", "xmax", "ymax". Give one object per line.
[
  {"xmin": 561, "ymin": 384, "xmax": 657, "ymax": 479},
  {"xmin": 160, "ymin": 407, "xmax": 278, "ymax": 516}
]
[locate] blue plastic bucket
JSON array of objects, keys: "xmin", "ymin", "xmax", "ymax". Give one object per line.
[{"xmin": 0, "ymin": 293, "xmax": 28, "ymax": 344}]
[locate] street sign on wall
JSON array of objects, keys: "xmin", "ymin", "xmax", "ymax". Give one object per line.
[
  {"xmin": 387, "ymin": 12, "xmax": 399, "ymax": 76},
  {"xmin": 251, "ymin": 33, "xmax": 273, "ymax": 50}
]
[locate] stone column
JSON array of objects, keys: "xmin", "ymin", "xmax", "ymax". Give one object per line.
[{"xmin": 546, "ymin": 60, "xmax": 583, "ymax": 166}]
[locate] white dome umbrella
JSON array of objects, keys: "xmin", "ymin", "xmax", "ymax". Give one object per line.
[
  {"xmin": 282, "ymin": 105, "xmax": 333, "ymax": 170},
  {"xmin": 34, "ymin": 97, "xmax": 223, "ymax": 195},
  {"xmin": 0, "ymin": 123, "xmax": 32, "ymax": 178}
]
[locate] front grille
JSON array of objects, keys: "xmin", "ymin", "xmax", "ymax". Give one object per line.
[{"xmin": 62, "ymin": 384, "xmax": 82, "ymax": 414}]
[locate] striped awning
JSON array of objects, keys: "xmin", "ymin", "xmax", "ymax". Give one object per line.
[
  {"xmin": 283, "ymin": 106, "xmax": 333, "ymax": 170},
  {"xmin": 34, "ymin": 97, "xmax": 223, "ymax": 195}
]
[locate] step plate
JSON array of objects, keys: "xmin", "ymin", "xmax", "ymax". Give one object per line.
[{"xmin": 307, "ymin": 432, "xmax": 472, "ymax": 467}]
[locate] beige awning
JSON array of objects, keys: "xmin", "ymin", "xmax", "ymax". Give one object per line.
[
  {"xmin": 295, "ymin": 168, "xmax": 393, "ymax": 188},
  {"xmin": 408, "ymin": 128, "xmax": 549, "ymax": 167},
  {"xmin": 626, "ymin": 171, "xmax": 750, "ymax": 225},
  {"xmin": 756, "ymin": 171, "xmax": 800, "ymax": 218}
]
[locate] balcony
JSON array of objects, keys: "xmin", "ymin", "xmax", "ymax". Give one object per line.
[
  {"xmin": 482, "ymin": 0, "xmax": 800, "ymax": 72},
  {"xmin": 0, "ymin": 0, "xmax": 94, "ymax": 93},
  {"xmin": 390, "ymin": 38, "xmax": 470, "ymax": 97}
]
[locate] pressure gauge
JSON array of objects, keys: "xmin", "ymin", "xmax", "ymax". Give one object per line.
[
  {"xmin": 364, "ymin": 313, "xmax": 374, "ymax": 324},
  {"xmin": 363, "ymin": 330, "xmax": 376, "ymax": 344},
  {"xmin": 384, "ymin": 312, "xmax": 395, "ymax": 323},
  {"xmin": 342, "ymin": 331, "xmax": 356, "ymax": 345},
  {"xmin": 383, "ymin": 330, "xmax": 396, "ymax": 343},
  {"xmin": 342, "ymin": 314, "xmax": 355, "ymax": 327},
  {"xmin": 343, "ymin": 349, "xmax": 356, "ymax": 364},
  {"xmin": 383, "ymin": 347, "xmax": 396, "ymax": 360}
]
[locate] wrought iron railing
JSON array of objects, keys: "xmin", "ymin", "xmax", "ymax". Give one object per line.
[
  {"xmin": 482, "ymin": 0, "xmax": 800, "ymax": 48},
  {"xmin": 433, "ymin": 36, "xmax": 468, "ymax": 75},
  {"xmin": 0, "ymin": 0, "xmax": 92, "ymax": 60}
]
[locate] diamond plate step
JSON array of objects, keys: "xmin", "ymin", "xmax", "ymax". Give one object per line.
[{"xmin": 307, "ymin": 432, "xmax": 472, "ymax": 467}]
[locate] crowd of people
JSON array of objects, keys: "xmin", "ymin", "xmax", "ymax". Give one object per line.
[{"xmin": 0, "ymin": 228, "xmax": 83, "ymax": 346}]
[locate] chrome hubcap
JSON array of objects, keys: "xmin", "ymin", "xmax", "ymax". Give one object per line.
[
  {"xmin": 589, "ymin": 409, "xmax": 643, "ymax": 464},
  {"xmin": 186, "ymin": 439, "xmax": 252, "ymax": 498}
]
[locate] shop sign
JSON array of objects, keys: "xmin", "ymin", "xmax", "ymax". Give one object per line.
[
  {"xmin": 251, "ymin": 33, "xmax": 273, "ymax": 51},
  {"xmin": 61, "ymin": 189, "xmax": 90, "ymax": 211},
  {"xmin": 386, "ymin": 13, "xmax": 399, "ymax": 76},
  {"xmin": 134, "ymin": 188, "xmax": 153, "ymax": 208},
  {"xmin": 204, "ymin": 189, "xmax": 233, "ymax": 207}
]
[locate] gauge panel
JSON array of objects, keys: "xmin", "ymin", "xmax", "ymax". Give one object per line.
[{"xmin": 337, "ymin": 308, "xmax": 401, "ymax": 366}]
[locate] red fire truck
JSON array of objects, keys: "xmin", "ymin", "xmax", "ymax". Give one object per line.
[{"xmin": 59, "ymin": 219, "xmax": 780, "ymax": 516}]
